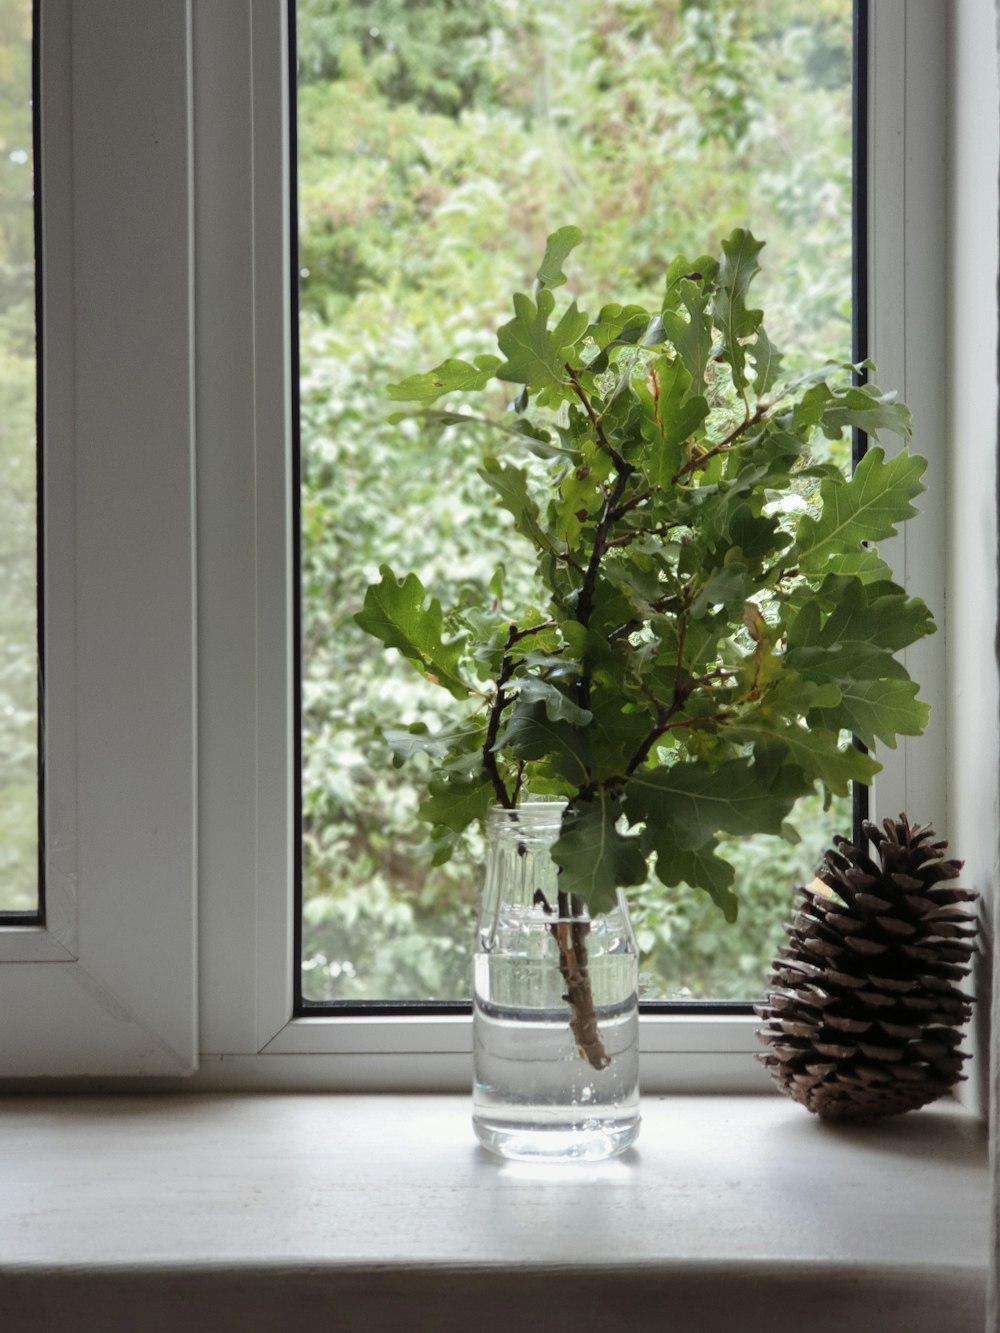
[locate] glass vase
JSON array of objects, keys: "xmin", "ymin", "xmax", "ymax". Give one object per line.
[{"xmin": 472, "ymin": 802, "xmax": 641, "ymax": 1162}]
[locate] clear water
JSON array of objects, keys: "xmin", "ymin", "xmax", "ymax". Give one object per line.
[{"xmin": 472, "ymin": 954, "xmax": 640, "ymax": 1162}]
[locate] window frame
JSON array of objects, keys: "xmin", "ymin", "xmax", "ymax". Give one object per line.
[
  {"xmin": 0, "ymin": 0, "xmax": 955, "ymax": 1089},
  {"xmin": 0, "ymin": 0, "xmax": 198, "ymax": 1077},
  {"xmin": 196, "ymin": 0, "xmax": 949, "ymax": 1091}
]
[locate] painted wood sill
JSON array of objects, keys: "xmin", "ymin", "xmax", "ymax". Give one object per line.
[{"xmin": 0, "ymin": 1092, "xmax": 988, "ymax": 1332}]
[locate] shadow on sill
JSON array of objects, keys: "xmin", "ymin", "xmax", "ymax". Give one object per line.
[{"xmin": 762, "ymin": 1100, "xmax": 986, "ymax": 1168}]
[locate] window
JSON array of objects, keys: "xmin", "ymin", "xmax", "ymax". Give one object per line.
[
  {"xmin": 0, "ymin": 0, "xmax": 197, "ymax": 1076},
  {"xmin": 195, "ymin": 0, "xmax": 952, "ymax": 1092},
  {"xmin": 294, "ymin": 0, "xmax": 859, "ymax": 1011},
  {"xmin": 1, "ymin": 1, "xmax": 982, "ymax": 1097}
]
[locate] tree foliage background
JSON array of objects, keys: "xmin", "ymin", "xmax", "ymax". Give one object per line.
[
  {"xmin": 296, "ymin": 0, "xmax": 855, "ymax": 1002},
  {"xmin": 0, "ymin": 0, "xmax": 855, "ymax": 981},
  {"xmin": 0, "ymin": 0, "xmax": 37, "ymax": 913}
]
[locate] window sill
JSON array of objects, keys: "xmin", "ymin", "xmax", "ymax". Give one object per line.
[{"xmin": 1, "ymin": 1092, "xmax": 987, "ymax": 1332}]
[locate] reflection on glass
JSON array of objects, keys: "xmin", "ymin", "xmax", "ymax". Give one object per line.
[
  {"xmin": 297, "ymin": 0, "xmax": 854, "ymax": 1002},
  {"xmin": 0, "ymin": 0, "xmax": 38, "ymax": 914}
]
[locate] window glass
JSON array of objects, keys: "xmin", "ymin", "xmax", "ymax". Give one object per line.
[
  {"xmin": 0, "ymin": 0, "xmax": 38, "ymax": 915},
  {"xmin": 297, "ymin": 0, "xmax": 854, "ymax": 1003}
]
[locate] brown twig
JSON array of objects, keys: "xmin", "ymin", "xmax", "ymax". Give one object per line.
[
  {"xmin": 625, "ymin": 709, "xmax": 734, "ymax": 776},
  {"xmin": 551, "ymin": 889, "xmax": 610, "ymax": 1071},
  {"xmin": 482, "ymin": 620, "xmax": 557, "ymax": 807},
  {"xmin": 608, "ymin": 486, "xmax": 654, "ymax": 523},
  {"xmin": 672, "ymin": 400, "xmax": 769, "ymax": 483},
  {"xmin": 575, "ymin": 464, "xmax": 636, "ymax": 632},
  {"xmin": 564, "ymin": 363, "xmax": 630, "ymax": 474},
  {"xmin": 672, "ymin": 615, "xmax": 689, "ymax": 700}
]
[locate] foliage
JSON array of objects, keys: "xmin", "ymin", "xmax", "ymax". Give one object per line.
[
  {"xmin": 298, "ymin": 0, "xmax": 858, "ymax": 1001},
  {"xmin": 295, "ymin": 0, "xmax": 852, "ymax": 365},
  {"xmin": 632, "ymin": 788, "xmax": 843, "ymax": 997},
  {"xmin": 0, "ymin": 0, "xmax": 37, "ymax": 912},
  {"xmin": 296, "ymin": 0, "xmax": 508, "ymax": 115},
  {"xmin": 0, "ymin": 0, "xmax": 869, "ymax": 976},
  {"xmin": 357, "ymin": 228, "xmax": 933, "ymax": 925}
]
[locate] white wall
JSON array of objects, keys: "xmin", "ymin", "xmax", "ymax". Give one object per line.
[
  {"xmin": 948, "ymin": 0, "xmax": 1000, "ymax": 1114},
  {"xmin": 951, "ymin": 2, "xmax": 1000, "ymax": 1328}
]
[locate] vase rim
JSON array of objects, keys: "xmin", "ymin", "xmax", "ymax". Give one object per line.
[
  {"xmin": 487, "ymin": 799, "xmax": 567, "ymax": 814},
  {"xmin": 490, "ymin": 794, "xmax": 568, "ymax": 805}
]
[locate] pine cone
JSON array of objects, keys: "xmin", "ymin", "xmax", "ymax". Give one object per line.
[{"xmin": 756, "ymin": 815, "xmax": 977, "ymax": 1120}]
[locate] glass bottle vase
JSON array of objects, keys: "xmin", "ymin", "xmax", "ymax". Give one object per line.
[{"xmin": 472, "ymin": 802, "xmax": 641, "ymax": 1162}]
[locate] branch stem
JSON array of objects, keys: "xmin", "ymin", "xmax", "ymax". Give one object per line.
[
  {"xmin": 551, "ymin": 890, "xmax": 610, "ymax": 1071},
  {"xmin": 481, "ymin": 620, "xmax": 557, "ymax": 808},
  {"xmin": 672, "ymin": 401, "xmax": 769, "ymax": 482},
  {"xmin": 564, "ymin": 364, "xmax": 630, "ymax": 473}
]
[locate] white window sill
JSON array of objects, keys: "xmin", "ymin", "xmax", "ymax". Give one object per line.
[{"xmin": 1, "ymin": 1092, "xmax": 987, "ymax": 1332}]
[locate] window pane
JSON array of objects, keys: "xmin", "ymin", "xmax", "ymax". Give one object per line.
[
  {"xmin": 297, "ymin": 0, "xmax": 854, "ymax": 1003},
  {"xmin": 0, "ymin": 0, "xmax": 38, "ymax": 915}
]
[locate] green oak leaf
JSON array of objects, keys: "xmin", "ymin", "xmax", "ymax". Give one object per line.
[
  {"xmin": 387, "ymin": 355, "xmax": 502, "ymax": 403},
  {"xmin": 496, "ymin": 289, "xmax": 589, "ymax": 391},
  {"xmin": 819, "ymin": 384, "xmax": 912, "ymax": 441},
  {"xmin": 418, "ymin": 773, "xmax": 494, "ymax": 834},
  {"xmin": 593, "ymin": 381, "xmax": 644, "ymax": 454},
  {"xmin": 383, "ymin": 722, "xmax": 484, "ymax": 768},
  {"xmin": 641, "ymin": 823, "xmax": 738, "ymax": 922},
  {"xmin": 815, "ymin": 677, "xmax": 930, "ymax": 750},
  {"xmin": 712, "ymin": 229, "xmax": 765, "ymax": 391},
  {"xmin": 624, "ymin": 757, "xmax": 802, "ymax": 850},
  {"xmin": 555, "ymin": 445, "xmax": 611, "ymax": 545},
  {"xmin": 586, "ymin": 304, "xmax": 639, "ymax": 349},
  {"xmin": 602, "ymin": 553, "xmax": 671, "ymax": 615},
  {"xmin": 791, "ymin": 380, "xmax": 835, "ymax": 432},
  {"xmin": 384, "ymin": 409, "xmax": 560, "ymax": 455},
  {"xmin": 750, "ymin": 429, "xmax": 807, "ymax": 479},
  {"xmin": 494, "ymin": 700, "xmax": 591, "ymax": 785},
  {"xmin": 787, "ymin": 641, "xmax": 910, "ymax": 685},
  {"xmin": 478, "ymin": 457, "xmax": 554, "ymax": 552},
  {"xmin": 686, "ymin": 465, "xmax": 774, "ymax": 554},
  {"xmin": 820, "ymin": 548, "xmax": 897, "ymax": 583},
  {"xmin": 690, "ymin": 563, "xmax": 751, "ymax": 618},
  {"xmin": 662, "ymin": 278, "xmax": 714, "ymax": 389},
  {"xmin": 550, "ymin": 793, "xmax": 648, "ymax": 914},
  {"xmin": 727, "ymin": 504, "xmax": 787, "ymax": 563},
  {"xmin": 750, "ymin": 673, "xmax": 843, "ymax": 721},
  {"xmin": 513, "ymin": 677, "xmax": 593, "ymax": 727},
  {"xmin": 559, "ymin": 619, "xmax": 616, "ymax": 676},
  {"xmin": 584, "ymin": 689, "xmax": 652, "ymax": 781},
  {"xmin": 637, "ymin": 356, "xmax": 710, "ymax": 485},
  {"xmin": 587, "ymin": 303, "xmax": 651, "ymax": 349},
  {"xmin": 813, "ymin": 578, "xmax": 935, "ymax": 653},
  {"xmin": 354, "ymin": 565, "xmax": 472, "ymax": 699},
  {"xmin": 584, "ymin": 304, "xmax": 655, "ymax": 373},
  {"xmin": 536, "ymin": 225, "xmax": 584, "ymax": 290},
  {"xmin": 749, "ymin": 325, "xmax": 783, "ymax": 399},
  {"xmin": 786, "ymin": 581, "xmax": 935, "ymax": 685},
  {"xmin": 794, "ymin": 447, "xmax": 927, "ymax": 571},
  {"xmin": 728, "ymin": 722, "xmax": 880, "ymax": 795},
  {"xmin": 664, "ymin": 252, "xmax": 718, "ymax": 291},
  {"xmin": 507, "ymin": 418, "xmax": 562, "ymax": 455}
]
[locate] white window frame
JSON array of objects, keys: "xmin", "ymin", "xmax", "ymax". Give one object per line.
[
  {"xmin": 0, "ymin": 0, "xmax": 197, "ymax": 1078},
  {"xmin": 193, "ymin": 0, "xmax": 951, "ymax": 1092},
  {"xmin": 0, "ymin": 0, "xmax": 968, "ymax": 1092}
]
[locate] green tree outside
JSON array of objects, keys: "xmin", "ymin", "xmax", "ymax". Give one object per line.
[
  {"xmin": 297, "ymin": 0, "xmax": 856, "ymax": 1002},
  {"xmin": 0, "ymin": 0, "xmax": 38, "ymax": 914},
  {"xmin": 0, "ymin": 0, "xmax": 857, "ymax": 973}
]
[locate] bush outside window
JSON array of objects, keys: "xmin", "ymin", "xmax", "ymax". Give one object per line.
[{"xmin": 297, "ymin": 0, "xmax": 856, "ymax": 1004}]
